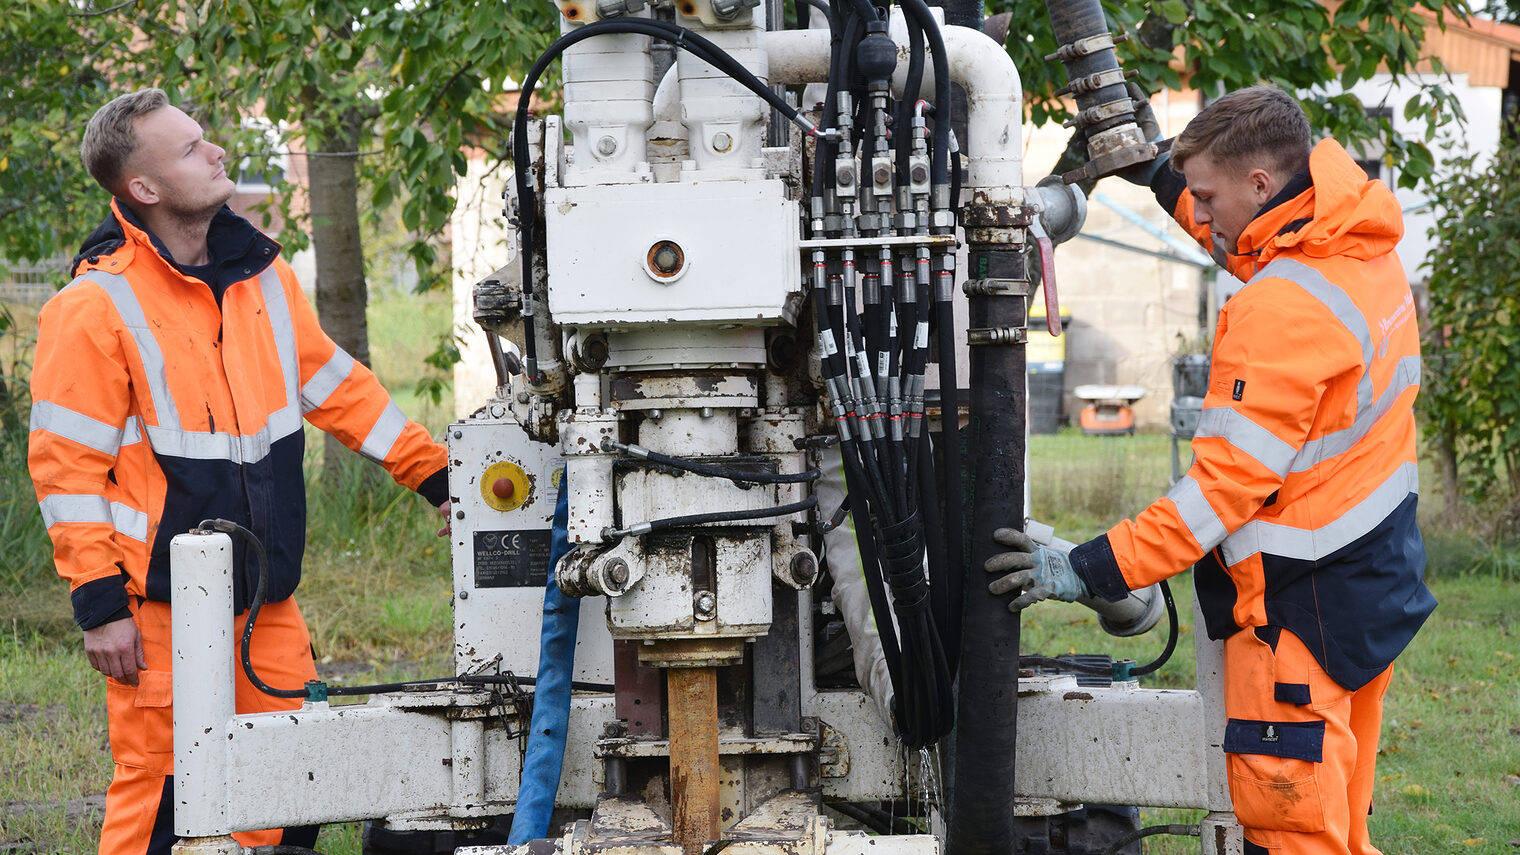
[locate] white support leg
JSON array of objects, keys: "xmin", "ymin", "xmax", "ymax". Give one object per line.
[
  {"xmin": 1194, "ymin": 588, "xmax": 1243, "ymax": 853},
  {"xmin": 170, "ymin": 531, "xmax": 238, "ymax": 843}
]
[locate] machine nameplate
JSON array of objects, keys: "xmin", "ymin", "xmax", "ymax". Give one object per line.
[{"xmin": 473, "ymin": 529, "xmax": 554, "ymax": 588}]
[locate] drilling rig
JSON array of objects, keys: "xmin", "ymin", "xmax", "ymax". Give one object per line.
[{"xmin": 167, "ymin": 2, "xmax": 1247, "ymax": 854}]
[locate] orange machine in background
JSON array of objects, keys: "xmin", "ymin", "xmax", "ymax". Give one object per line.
[{"xmin": 1073, "ymin": 384, "xmax": 1146, "ymax": 436}]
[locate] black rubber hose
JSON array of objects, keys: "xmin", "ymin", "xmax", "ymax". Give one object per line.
[
  {"xmin": 200, "ymin": 519, "xmax": 615, "ymax": 701},
  {"xmin": 605, "ymin": 440, "xmax": 821, "ymax": 486},
  {"xmin": 1099, "ymin": 823, "xmax": 1201, "ymax": 855},
  {"xmin": 199, "ymin": 519, "xmax": 308, "ymax": 699},
  {"xmin": 894, "ymin": 14, "xmax": 925, "ymax": 183},
  {"xmin": 244, "ymin": 847, "xmax": 325, "ymax": 855},
  {"xmin": 618, "ymin": 496, "xmax": 818, "ymax": 535},
  {"xmin": 1045, "ymin": 0, "xmax": 1136, "ymax": 136},
  {"xmin": 946, "ymin": 245, "xmax": 1028, "ymax": 855},
  {"xmin": 1127, "ymin": 578, "xmax": 1178, "ymax": 678},
  {"xmin": 898, "ymin": 0, "xmax": 950, "ymax": 187}
]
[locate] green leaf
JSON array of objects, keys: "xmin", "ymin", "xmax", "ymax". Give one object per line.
[{"xmin": 1159, "ymin": 0, "xmax": 1188, "ymax": 25}]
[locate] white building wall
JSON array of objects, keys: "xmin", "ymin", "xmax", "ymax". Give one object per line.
[
  {"xmin": 450, "ymin": 157, "xmax": 516, "ymax": 418},
  {"xmin": 1339, "ymin": 72, "xmax": 1503, "ymax": 285}
]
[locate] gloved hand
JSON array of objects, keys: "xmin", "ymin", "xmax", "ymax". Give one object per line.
[
  {"xmin": 984, "ymin": 528, "xmax": 1091, "ymax": 611},
  {"xmin": 1111, "ymin": 82, "xmax": 1169, "ymax": 187}
]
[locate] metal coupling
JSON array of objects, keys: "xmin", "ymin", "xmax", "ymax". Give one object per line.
[
  {"xmin": 595, "ymin": 0, "xmax": 647, "ymax": 17},
  {"xmin": 556, "ymin": 546, "xmax": 642, "ymax": 597},
  {"xmin": 710, "ymin": 0, "xmax": 759, "ymax": 20},
  {"xmin": 966, "ymin": 327, "xmax": 1028, "ymax": 346}
]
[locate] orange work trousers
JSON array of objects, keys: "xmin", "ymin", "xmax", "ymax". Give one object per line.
[
  {"xmin": 1223, "ymin": 626, "xmax": 1393, "ymax": 855},
  {"xmin": 99, "ymin": 596, "xmax": 320, "ymax": 855}
]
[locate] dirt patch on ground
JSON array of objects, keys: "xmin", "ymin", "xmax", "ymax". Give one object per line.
[
  {"xmin": 1, "ymin": 793, "xmax": 105, "ymax": 852},
  {"xmin": 0, "ymin": 704, "xmax": 60, "ymax": 728}
]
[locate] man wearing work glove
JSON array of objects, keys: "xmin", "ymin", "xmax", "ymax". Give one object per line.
[
  {"xmin": 983, "ymin": 529, "xmax": 1087, "ymax": 611},
  {"xmin": 988, "ymin": 86, "xmax": 1435, "ymax": 855}
]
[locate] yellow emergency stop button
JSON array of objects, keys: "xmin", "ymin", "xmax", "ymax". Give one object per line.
[{"xmin": 481, "ymin": 460, "xmax": 532, "ymax": 512}]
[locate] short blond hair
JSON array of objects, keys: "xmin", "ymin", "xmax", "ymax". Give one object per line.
[
  {"xmin": 1171, "ymin": 85, "xmax": 1312, "ymax": 178},
  {"xmin": 81, "ymin": 88, "xmax": 169, "ymax": 194}
]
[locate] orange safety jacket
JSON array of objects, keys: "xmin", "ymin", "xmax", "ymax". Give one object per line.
[
  {"xmin": 29, "ymin": 200, "xmax": 448, "ymax": 630},
  {"xmin": 1069, "ymin": 139, "xmax": 1435, "ymax": 691}
]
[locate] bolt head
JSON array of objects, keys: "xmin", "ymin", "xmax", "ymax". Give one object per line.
[
  {"xmin": 596, "ymin": 135, "xmax": 618, "ymax": 157},
  {"xmin": 711, "ymin": 131, "xmax": 733, "ymax": 153}
]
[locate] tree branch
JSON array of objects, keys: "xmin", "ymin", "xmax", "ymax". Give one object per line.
[{"xmin": 68, "ymin": 0, "xmax": 139, "ymax": 17}]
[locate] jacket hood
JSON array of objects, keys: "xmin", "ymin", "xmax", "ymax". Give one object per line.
[{"xmin": 1238, "ymin": 138, "xmax": 1404, "ymax": 263}]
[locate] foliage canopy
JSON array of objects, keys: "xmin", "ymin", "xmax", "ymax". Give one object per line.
[{"xmin": 1420, "ymin": 131, "xmax": 1520, "ymax": 505}]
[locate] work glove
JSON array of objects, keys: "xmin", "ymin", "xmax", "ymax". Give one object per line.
[
  {"xmin": 984, "ymin": 528, "xmax": 1091, "ymax": 611},
  {"xmin": 1112, "ymin": 83, "xmax": 1168, "ymax": 187}
]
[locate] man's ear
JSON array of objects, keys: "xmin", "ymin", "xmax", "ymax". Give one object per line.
[
  {"xmin": 124, "ymin": 174, "xmax": 158, "ymax": 207},
  {"xmin": 1248, "ymin": 167, "xmax": 1276, "ymax": 206}
]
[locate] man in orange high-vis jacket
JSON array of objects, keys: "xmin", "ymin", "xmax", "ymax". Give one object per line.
[
  {"xmin": 986, "ymin": 86, "xmax": 1435, "ymax": 855},
  {"xmin": 28, "ymin": 89, "xmax": 451, "ymax": 855}
]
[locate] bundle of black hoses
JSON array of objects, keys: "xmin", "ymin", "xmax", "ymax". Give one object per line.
[
  {"xmin": 196, "ymin": 520, "xmax": 613, "ymax": 699},
  {"xmin": 806, "ymin": 0, "xmax": 960, "ymax": 750}
]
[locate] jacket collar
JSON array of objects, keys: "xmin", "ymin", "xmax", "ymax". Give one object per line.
[{"xmin": 72, "ymin": 198, "xmax": 282, "ymax": 293}]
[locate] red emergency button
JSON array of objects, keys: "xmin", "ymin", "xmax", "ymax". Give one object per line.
[{"xmin": 491, "ymin": 478, "xmax": 515, "ymax": 500}]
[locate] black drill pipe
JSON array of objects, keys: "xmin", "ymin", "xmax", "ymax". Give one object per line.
[
  {"xmin": 1045, "ymin": 0, "xmax": 1135, "ymax": 136},
  {"xmin": 946, "ymin": 245, "xmax": 1027, "ymax": 855}
]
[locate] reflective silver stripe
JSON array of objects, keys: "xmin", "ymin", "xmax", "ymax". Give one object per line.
[
  {"xmin": 1291, "ymin": 355, "xmax": 1421, "ymax": 473},
  {"xmin": 121, "ymin": 416, "xmax": 143, "ymax": 448},
  {"xmin": 1220, "ymin": 461, "xmax": 1418, "ymax": 566},
  {"xmin": 144, "ymin": 406, "xmax": 304, "ymax": 464},
  {"xmin": 39, "ymin": 494, "xmax": 111, "ymax": 527},
  {"xmin": 1165, "ymin": 475, "xmax": 1228, "ymax": 552},
  {"xmin": 65, "ymin": 271, "xmax": 182, "ymax": 432},
  {"xmin": 300, "ymin": 348, "xmax": 355, "ymax": 413},
  {"xmin": 359, "ymin": 401, "xmax": 408, "ymax": 464},
  {"xmin": 38, "ymin": 494, "xmax": 148, "ymax": 541},
  {"xmin": 110, "ymin": 502, "xmax": 149, "ymax": 542},
  {"xmin": 1194, "ymin": 406, "xmax": 1296, "ymax": 478},
  {"xmin": 258, "ymin": 268, "xmax": 300, "ymax": 408},
  {"xmin": 29, "ymin": 401, "xmax": 124, "ymax": 456},
  {"xmin": 1251, "ymin": 258, "xmax": 1374, "ymax": 413}
]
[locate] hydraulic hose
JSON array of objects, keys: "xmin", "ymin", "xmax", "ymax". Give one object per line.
[
  {"xmin": 1099, "ymin": 823, "xmax": 1201, "ymax": 855},
  {"xmin": 508, "ymin": 480, "xmax": 577, "ymax": 844},
  {"xmin": 1127, "ymin": 579, "xmax": 1178, "ymax": 678},
  {"xmin": 200, "ymin": 517, "xmax": 613, "ymax": 701},
  {"xmin": 606, "ymin": 497, "xmax": 819, "ymax": 537},
  {"xmin": 947, "ymin": 243, "xmax": 1028, "ymax": 855}
]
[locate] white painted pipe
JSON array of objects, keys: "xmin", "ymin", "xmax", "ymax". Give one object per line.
[
  {"xmin": 761, "ymin": 16, "xmax": 1025, "ymax": 194},
  {"xmin": 172, "ymin": 532, "xmax": 237, "ymax": 838}
]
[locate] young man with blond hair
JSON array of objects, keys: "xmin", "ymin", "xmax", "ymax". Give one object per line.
[
  {"xmin": 988, "ymin": 85, "xmax": 1434, "ymax": 855},
  {"xmin": 30, "ymin": 88, "xmax": 451, "ymax": 854}
]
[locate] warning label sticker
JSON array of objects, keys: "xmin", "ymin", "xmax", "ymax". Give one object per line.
[{"xmin": 473, "ymin": 529, "xmax": 554, "ymax": 588}]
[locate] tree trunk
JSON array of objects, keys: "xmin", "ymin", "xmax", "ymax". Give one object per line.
[
  {"xmin": 1436, "ymin": 422, "xmax": 1459, "ymax": 526},
  {"xmin": 307, "ymin": 106, "xmax": 371, "ymax": 486}
]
